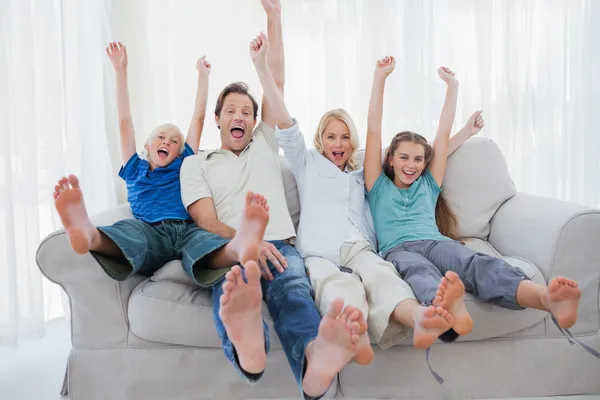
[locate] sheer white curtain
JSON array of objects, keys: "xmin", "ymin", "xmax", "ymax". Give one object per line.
[
  {"xmin": 0, "ymin": 0, "xmax": 118, "ymax": 344},
  {"xmin": 117, "ymin": 0, "xmax": 599, "ymax": 207}
]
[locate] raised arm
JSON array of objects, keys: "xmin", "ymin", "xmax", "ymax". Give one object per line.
[
  {"xmin": 186, "ymin": 56, "xmax": 211, "ymax": 153},
  {"xmin": 365, "ymin": 56, "xmax": 396, "ymax": 192},
  {"xmin": 106, "ymin": 42, "xmax": 136, "ymax": 164},
  {"xmin": 250, "ymin": 32, "xmax": 293, "ymax": 130},
  {"xmin": 259, "ymin": 0, "xmax": 284, "ymax": 128},
  {"xmin": 448, "ymin": 110, "xmax": 484, "ymax": 156},
  {"xmin": 428, "ymin": 67, "xmax": 459, "ymax": 186}
]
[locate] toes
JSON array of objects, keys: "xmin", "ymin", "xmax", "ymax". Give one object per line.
[
  {"xmin": 222, "ymin": 280, "xmax": 235, "ymax": 294},
  {"xmin": 67, "ymin": 174, "xmax": 80, "ymax": 188},
  {"xmin": 348, "ymin": 321, "xmax": 361, "ymax": 335},
  {"xmin": 245, "ymin": 191, "xmax": 254, "ymax": 205},
  {"xmin": 327, "ymin": 298, "xmax": 345, "ymax": 318},
  {"xmin": 423, "ymin": 305, "xmax": 436, "ymax": 318},
  {"xmin": 434, "ymin": 295, "xmax": 443, "ymax": 304},
  {"xmin": 445, "ymin": 271, "xmax": 460, "ymax": 283}
]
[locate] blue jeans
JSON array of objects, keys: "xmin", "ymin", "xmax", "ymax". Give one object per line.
[{"xmin": 211, "ymin": 240, "xmax": 323, "ymax": 399}]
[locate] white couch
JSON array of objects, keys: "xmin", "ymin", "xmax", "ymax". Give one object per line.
[{"xmin": 37, "ymin": 137, "xmax": 600, "ymax": 399}]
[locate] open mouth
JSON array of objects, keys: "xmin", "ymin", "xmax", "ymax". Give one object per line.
[
  {"xmin": 230, "ymin": 125, "xmax": 245, "ymax": 139},
  {"xmin": 332, "ymin": 151, "xmax": 344, "ymax": 161},
  {"xmin": 157, "ymin": 147, "xmax": 170, "ymax": 160},
  {"xmin": 402, "ymin": 169, "xmax": 416, "ymax": 179}
]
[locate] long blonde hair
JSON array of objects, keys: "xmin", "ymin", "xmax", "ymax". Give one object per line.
[
  {"xmin": 140, "ymin": 123, "xmax": 185, "ymax": 160},
  {"xmin": 313, "ymin": 109, "xmax": 360, "ymax": 171},
  {"xmin": 384, "ymin": 131, "xmax": 461, "ymax": 241}
]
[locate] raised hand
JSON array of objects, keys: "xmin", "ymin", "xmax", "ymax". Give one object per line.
[
  {"xmin": 196, "ymin": 55, "xmax": 211, "ymax": 76},
  {"xmin": 106, "ymin": 41, "xmax": 128, "ymax": 72},
  {"xmin": 464, "ymin": 111, "xmax": 484, "ymax": 137},
  {"xmin": 249, "ymin": 32, "xmax": 269, "ymax": 65},
  {"xmin": 437, "ymin": 66, "xmax": 458, "ymax": 86},
  {"xmin": 260, "ymin": 0, "xmax": 281, "ymax": 15},
  {"xmin": 374, "ymin": 56, "xmax": 396, "ymax": 79}
]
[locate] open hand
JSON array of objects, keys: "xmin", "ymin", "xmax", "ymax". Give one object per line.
[
  {"xmin": 257, "ymin": 241, "xmax": 288, "ymax": 280},
  {"xmin": 196, "ymin": 55, "xmax": 211, "ymax": 76},
  {"xmin": 249, "ymin": 32, "xmax": 269, "ymax": 64},
  {"xmin": 375, "ymin": 56, "xmax": 396, "ymax": 78},
  {"xmin": 106, "ymin": 42, "xmax": 128, "ymax": 71}
]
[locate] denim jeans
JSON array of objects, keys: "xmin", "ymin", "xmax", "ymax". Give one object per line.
[{"xmin": 211, "ymin": 240, "xmax": 323, "ymax": 399}]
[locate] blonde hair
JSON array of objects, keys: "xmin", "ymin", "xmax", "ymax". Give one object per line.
[
  {"xmin": 140, "ymin": 123, "xmax": 185, "ymax": 160},
  {"xmin": 313, "ymin": 109, "xmax": 360, "ymax": 171}
]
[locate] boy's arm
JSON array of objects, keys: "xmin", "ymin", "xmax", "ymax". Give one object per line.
[
  {"xmin": 365, "ymin": 56, "xmax": 395, "ymax": 192},
  {"xmin": 250, "ymin": 32, "xmax": 293, "ymax": 130},
  {"xmin": 106, "ymin": 42, "xmax": 136, "ymax": 164},
  {"xmin": 186, "ymin": 56, "xmax": 211, "ymax": 153},
  {"xmin": 448, "ymin": 111, "xmax": 484, "ymax": 156},
  {"xmin": 259, "ymin": 0, "xmax": 284, "ymax": 129},
  {"xmin": 429, "ymin": 67, "xmax": 459, "ymax": 186}
]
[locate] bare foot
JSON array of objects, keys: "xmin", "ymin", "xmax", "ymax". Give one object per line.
[
  {"xmin": 229, "ymin": 192, "xmax": 270, "ymax": 264},
  {"xmin": 219, "ymin": 261, "xmax": 266, "ymax": 374},
  {"xmin": 54, "ymin": 175, "xmax": 99, "ymax": 254},
  {"xmin": 433, "ymin": 271, "xmax": 473, "ymax": 336},
  {"xmin": 347, "ymin": 307, "xmax": 373, "ymax": 365},
  {"xmin": 412, "ymin": 305, "xmax": 454, "ymax": 349},
  {"xmin": 542, "ymin": 277, "xmax": 581, "ymax": 329},
  {"xmin": 303, "ymin": 298, "xmax": 363, "ymax": 397}
]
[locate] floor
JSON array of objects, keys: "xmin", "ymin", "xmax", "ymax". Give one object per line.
[{"xmin": 0, "ymin": 318, "xmax": 598, "ymax": 399}]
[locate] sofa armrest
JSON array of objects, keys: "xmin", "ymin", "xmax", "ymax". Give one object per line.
[
  {"xmin": 489, "ymin": 193, "xmax": 600, "ymax": 334},
  {"xmin": 36, "ymin": 204, "xmax": 145, "ymax": 348}
]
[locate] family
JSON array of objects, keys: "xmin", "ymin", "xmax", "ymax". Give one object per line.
[{"xmin": 52, "ymin": 1, "xmax": 582, "ymax": 399}]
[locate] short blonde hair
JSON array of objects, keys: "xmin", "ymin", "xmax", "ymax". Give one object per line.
[
  {"xmin": 140, "ymin": 123, "xmax": 185, "ymax": 160},
  {"xmin": 313, "ymin": 109, "xmax": 360, "ymax": 171}
]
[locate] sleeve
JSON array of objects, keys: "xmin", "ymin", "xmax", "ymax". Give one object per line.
[
  {"xmin": 276, "ymin": 118, "xmax": 307, "ymax": 174},
  {"xmin": 180, "ymin": 154, "xmax": 213, "ymax": 209},
  {"xmin": 253, "ymin": 121, "xmax": 278, "ymax": 153},
  {"xmin": 366, "ymin": 171, "xmax": 390, "ymax": 210},
  {"xmin": 423, "ymin": 169, "xmax": 442, "ymax": 205},
  {"xmin": 118, "ymin": 153, "xmax": 143, "ymax": 183},
  {"xmin": 182, "ymin": 142, "xmax": 195, "ymax": 158}
]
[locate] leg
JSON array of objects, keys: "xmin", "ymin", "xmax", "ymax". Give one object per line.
[
  {"xmin": 349, "ymin": 247, "xmax": 453, "ymax": 350},
  {"xmin": 211, "ymin": 264, "xmax": 270, "ymax": 381},
  {"xmin": 263, "ymin": 243, "xmax": 364, "ymax": 399},
  {"xmin": 305, "ymin": 256, "xmax": 372, "ymax": 365},
  {"xmin": 53, "ymin": 175, "xmax": 120, "ymax": 255}
]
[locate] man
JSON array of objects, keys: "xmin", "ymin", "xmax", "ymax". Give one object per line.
[{"xmin": 179, "ymin": 1, "xmax": 369, "ymax": 398}]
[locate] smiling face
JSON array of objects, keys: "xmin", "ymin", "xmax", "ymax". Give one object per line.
[
  {"xmin": 383, "ymin": 131, "xmax": 433, "ymax": 188},
  {"xmin": 144, "ymin": 124, "xmax": 184, "ymax": 170}
]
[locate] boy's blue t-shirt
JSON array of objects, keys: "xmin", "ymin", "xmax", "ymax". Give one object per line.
[
  {"xmin": 366, "ymin": 169, "xmax": 450, "ymax": 255},
  {"xmin": 119, "ymin": 143, "xmax": 194, "ymax": 223}
]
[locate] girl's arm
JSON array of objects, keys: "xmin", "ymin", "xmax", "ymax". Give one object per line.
[
  {"xmin": 365, "ymin": 56, "xmax": 395, "ymax": 192},
  {"xmin": 106, "ymin": 42, "xmax": 136, "ymax": 165},
  {"xmin": 186, "ymin": 56, "xmax": 211, "ymax": 153},
  {"xmin": 429, "ymin": 67, "xmax": 459, "ymax": 186},
  {"xmin": 448, "ymin": 111, "xmax": 484, "ymax": 156}
]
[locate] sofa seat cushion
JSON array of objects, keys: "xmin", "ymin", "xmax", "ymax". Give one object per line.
[{"xmin": 127, "ymin": 260, "xmax": 283, "ymax": 349}]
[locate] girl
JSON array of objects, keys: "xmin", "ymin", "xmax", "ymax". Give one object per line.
[{"xmin": 363, "ymin": 56, "xmax": 582, "ymax": 346}]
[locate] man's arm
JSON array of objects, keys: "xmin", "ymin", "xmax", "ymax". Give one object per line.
[
  {"xmin": 259, "ymin": 0, "xmax": 284, "ymax": 128},
  {"xmin": 186, "ymin": 56, "xmax": 211, "ymax": 153},
  {"xmin": 187, "ymin": 198, "xmax": 236, "ymax": 239},
  {"xmin": 251, "ymin": 32, "xmax": 293, "ymax": 130},
  {"xmin": 448, "ymin": 111, "xmax": 484, "ymax": 156}
]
